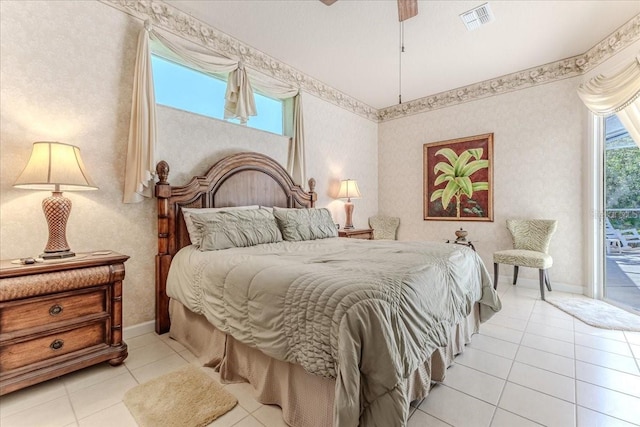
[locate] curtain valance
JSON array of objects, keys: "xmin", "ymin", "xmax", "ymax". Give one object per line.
[
  {"xmin": 123, "ymin": 21, "xmax": 306, "ymax": 203},
  {"xmin": 577, "ymin": 56, "xmax": 640, "ymax": 147},
  {"xmin": 148, "ymin": 29, "xmax": 256, "ymax": 123}
]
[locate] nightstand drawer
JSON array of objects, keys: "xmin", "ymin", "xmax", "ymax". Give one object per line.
[
  {"xmin": 0, "ymin": 321, "xmax": 107, "ymax": 372},
  {"xmin": 348, "ymin": 233, "xmax": 371, "ymax": 239},
  {"xmin": 0, "ymin": 288, "xmax": 106, "ymax": 334},
  {"xmin": 338, "ymin": 228, "xmax": 373, "ymax": 240}
]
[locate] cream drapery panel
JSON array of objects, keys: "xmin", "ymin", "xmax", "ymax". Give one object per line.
[
  {"xmin": 124, "ymin": 22, "xmax": 306, "ymax": 202},
  {"xmin": 284, "ymin": 95, "xmax": 306, "ymax": 187},
  {"xmin": 577, "ymin": 56, "xmax": 640, "ymax": 148},
  {"xmin": 247, "ymin": 70, "xmax": 306, "ymax": 187},
  {"xmin": 123, "ymin": 21, "xmax": 156, "ymax": 203}
]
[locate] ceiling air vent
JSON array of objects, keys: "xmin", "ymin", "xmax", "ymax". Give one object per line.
[{"xmin": 460, "ymin": 3, "xmax": 495, "ymax": 31}]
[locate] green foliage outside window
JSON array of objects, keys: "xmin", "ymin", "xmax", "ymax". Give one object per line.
[{"xmin": 606, "ymin": 135, "xmax": 640, "ymax": 230}]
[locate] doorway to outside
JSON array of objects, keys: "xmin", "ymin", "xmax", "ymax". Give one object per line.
[{"xmin": 603, "ymin": 115, "xmax": 640, "ymax": 312}]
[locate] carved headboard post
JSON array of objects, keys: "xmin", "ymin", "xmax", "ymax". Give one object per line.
[{"xmin": 155, "ymin": 160, "xmax": 172, "ymax": 334}]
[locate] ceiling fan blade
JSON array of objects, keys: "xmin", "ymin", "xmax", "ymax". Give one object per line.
[
  {"xmin": 398, "ymin": 0, "xmax": 418, "ymax": 21},
  {"xmin": 320, "ymin": 0, "xmax": 338, "ymax": 5}
]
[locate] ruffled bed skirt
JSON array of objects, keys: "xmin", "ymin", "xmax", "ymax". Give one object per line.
[{"xmin": 168, "ymin": 299, "xmax": 480, "ymax": 427}]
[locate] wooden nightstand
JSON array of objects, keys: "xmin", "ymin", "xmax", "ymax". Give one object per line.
[
  {"xmin": 339, "ymin": 228, "xmax": 374, "ymax": 240},
  {"xmin": 0, "ymin": 251, "xmax": 129, "ymax": 395}
]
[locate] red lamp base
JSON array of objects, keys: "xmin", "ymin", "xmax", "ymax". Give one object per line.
[{"xmin": 344, "ymin": 201, "xmax": 355, "ymax": 229}]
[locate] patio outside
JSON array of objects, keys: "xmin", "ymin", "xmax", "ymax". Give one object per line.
[{"xmin": 606, "ymin": 250, "xmax": 640, "ymax": 313}]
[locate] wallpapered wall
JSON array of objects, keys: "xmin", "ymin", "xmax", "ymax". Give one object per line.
[
  {"xmin": 378, "ymin": 78, "xmax": 586, "ymax": 290},
  {"xmin": 0, "ymin": 1, "xmax": 378, "ymax": 326}
]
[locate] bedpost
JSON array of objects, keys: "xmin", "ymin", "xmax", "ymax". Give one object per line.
[
  {"xmin": 155, "ymin": 160, "xmax": 172, "ymax": 334},
  {"xmin": 308, "ymin": 178, "xmax": 317, "ymax": 208}
]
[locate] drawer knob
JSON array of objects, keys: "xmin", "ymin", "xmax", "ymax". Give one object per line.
[
  {"xmin": 49, "ymin": 304, "xmax": 63, "ymax": 316},
  {"xmin": 50, "ymin": 339, "xmax": 64, "ymax": 350}
]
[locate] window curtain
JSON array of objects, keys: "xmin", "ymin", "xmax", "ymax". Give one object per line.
[
  {"xmin": 149, "ymin": 30, "xmax": 256, "ymax": 123},
  {"xmin": 247, "ymin": 71, "xmax": 306, "ymax": 188},
  {"xmin": 577, "ymin": 56, "xmax": 640, "ymax": 148},
  {"xmin": 123, "ymin": 22, "xmax": 307, "ymax": 202},
  {"xmin": 123, "ymin": 21, "xmax": 156, "ymax": 203},
  {"xmin": 284, "ymin": 95, "xmax": 306, "ymax": 187}
]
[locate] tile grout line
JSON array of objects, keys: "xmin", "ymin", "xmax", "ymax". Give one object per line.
[
  {"xmin": 624, "ymin": 331, "xmax": 640, "ymax": 374},
  {"xmin": 573, "ymin": 317, "xmax": 579, "ymax": 427},
  {"xmin": 575, "ymin": 402, "xmax": 640, "ymax": 426},
  {"xmin": 412, "ymin": 389, "xmax": 454, "ymax": 427},
  {"xmin": 62, "ymin": 379, "xmax": 80, "ymax": 426},
  {"xmin": 487, "ymin": 289, "xmax": 534, "ymax": 426}
]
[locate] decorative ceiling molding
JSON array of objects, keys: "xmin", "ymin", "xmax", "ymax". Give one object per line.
[
  {"xmin": 378, "ymin": 14, "xmax": 640, "ymax": 122},
  {"xmin": 101, "ymin": 0, "xmax": 379, "ymax": 122},
  {"xmin": 102, "ymin": 1, "xmax": 638, "ymax": 123}
]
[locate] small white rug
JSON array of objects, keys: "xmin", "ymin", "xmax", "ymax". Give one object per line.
[
  {"xmin": 546, "ymin": 297, "xmax": 640, "ymax": 331},
  {"xmin": 124, "ymin": 365, "xmax": 237, "ymax": 427}
]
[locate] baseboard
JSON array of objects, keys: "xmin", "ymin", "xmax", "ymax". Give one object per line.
[
  {"xmin": 496, "ymin": 275, "xmax": 584, "ymax": 295},
  {"xmin": 123, "ymin": 320, "xmax": 156, "ymax": 339}
]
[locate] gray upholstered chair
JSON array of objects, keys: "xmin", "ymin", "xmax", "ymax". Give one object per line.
[
  {"xmin": 493, "ymin": 219, "xmax": 557, "ymax": 300},
  {"xmin": 368, "ymin": 215, "xmax": 400, "ymax": 240}
]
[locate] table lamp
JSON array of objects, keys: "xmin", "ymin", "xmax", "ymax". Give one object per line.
[
  {"xmin": 337, "ymin": 179, "xmax": 361, "ymax": 229},
  {"xmin": 14, "ymin": 141, "xmax": 98, "ymax": 259}
]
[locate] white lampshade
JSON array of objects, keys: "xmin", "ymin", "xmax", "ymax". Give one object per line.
[
  {"xmin": 14, "ymin": 141, "xmax": 97, "ymax": 191},
  {"xmin": 337, "ymin": 179, "xmax": 362, "ymax": 200}
]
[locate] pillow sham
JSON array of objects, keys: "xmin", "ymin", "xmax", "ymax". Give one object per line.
[
  {"xmin": 273, "ymin": 207, "xmax": 338, "ymax": 241},
  {"xmin": 190, "ymin": 209, "xmax": 283, "ymax": 251},
  {"xmin": 182, "ymin": 205, "xmax": 259, "ymax": 247}
]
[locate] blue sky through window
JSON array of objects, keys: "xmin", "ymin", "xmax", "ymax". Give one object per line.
[{"xmin": 152, "ymin": 55, "xmax": 283, "ymax": 135}]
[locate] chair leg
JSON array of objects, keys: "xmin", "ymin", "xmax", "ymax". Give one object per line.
[
  {"xmin": 539, "ymin": 269, "xmax": 546, "ymax": 301},
  {"xmin": 545, "ymin": 270, "xmax": 552, "ymax": 291},
  {"xmin": 513, "ymin": 265, "xmax": 519, "ymax": 285},
  {"xmin": 493, "ymin": 263, "xmax": 499, "ymax": 290}
]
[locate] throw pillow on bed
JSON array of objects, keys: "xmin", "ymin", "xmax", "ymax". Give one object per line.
[
  {"xmin": 182, "ymin": 205, "xmax": 259, "ymax": 247},
  {"xmin": 190, "ymin": 209, "xmax": 283, "ymax": 251},
  {"xmin": 273, "ymin": 207, "xmax": 338, "ymax": 241}
]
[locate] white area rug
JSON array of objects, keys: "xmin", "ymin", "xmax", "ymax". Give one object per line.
[
  {"xmin": 123, "ymin": 365, "xmax": 237, "ymax": 427},
  {"xmin": 546, "ymin": 297, "xmax": 640, "ymax": 331}
]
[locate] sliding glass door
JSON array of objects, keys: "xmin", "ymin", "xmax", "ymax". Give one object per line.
[{"xmin": 602, "ymin": 115, "xmax": 640, "ymax": 312}]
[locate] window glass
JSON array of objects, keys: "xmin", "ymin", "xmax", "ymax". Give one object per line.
[
  {"xmin": 151, "ymin": 55, "xmax": 283, "ymax": 135},
  {"xmin": 603, "ymin": 114, "xmax": 640, "ymax": 312}
]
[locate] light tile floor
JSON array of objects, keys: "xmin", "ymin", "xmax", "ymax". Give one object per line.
[{"xmin": 2, "ymin": 285, "xmax": 640, "ymax": 426}]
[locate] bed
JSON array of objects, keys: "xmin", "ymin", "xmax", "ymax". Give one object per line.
[{"xmin": 154, "ymin": 152, "xmax": 501, "ymax": 427}]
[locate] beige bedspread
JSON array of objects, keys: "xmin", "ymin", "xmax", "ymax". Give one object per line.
[{"xmin": 167, "ymin": 238, "xmax": 501, "ymax": 426}]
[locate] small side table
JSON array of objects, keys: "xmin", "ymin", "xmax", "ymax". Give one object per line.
[
  {"xmin": 0, "ymin": 251, "xmax": 129, "ymax": 395},
  {"xmin": 445, "ymin": 239, "xmax": 476, "ymax": 251},
  {"xmin": 339, "ymin": 228, "xmax": 374, "ymax": 240}
]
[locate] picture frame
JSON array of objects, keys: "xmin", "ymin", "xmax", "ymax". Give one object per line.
[{"xmin": 423, "ymin": 133, "xmax": 494, "ymax": 221}]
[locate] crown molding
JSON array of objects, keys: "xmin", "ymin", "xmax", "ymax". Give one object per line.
[
  {"xmin": 378, "ymin": 14, "xmax": 640, "ymax": 122},
  {"xmin": 101, "ymin": 1, "xmax": 638, "ymax": 124},
  {"xmin": 100, "ymin": 0, "xmax": 379, "ymax": 122}
]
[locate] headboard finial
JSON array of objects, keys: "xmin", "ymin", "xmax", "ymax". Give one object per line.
[
  {"xmin": 308, "ymin": 178, "xmax": 317, "ymax": 207},
  {"xmin": 156, "ymin": 161, "xmax": 170, "ymax": 184}
]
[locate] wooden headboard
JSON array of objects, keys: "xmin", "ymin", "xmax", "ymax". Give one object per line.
[{"xmin": 154, "ymin": 152, "xmax": 317, "ymax": 333}]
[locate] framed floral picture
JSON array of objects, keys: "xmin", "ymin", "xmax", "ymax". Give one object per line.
[{"xmin": 423, "ymin": 133, "xmax": 494, "ymax": 221}]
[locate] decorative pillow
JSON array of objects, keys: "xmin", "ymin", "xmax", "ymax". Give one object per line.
[
  {"xmin": 182, "ymin": 205, "xmax": 259, "ymax": 247},
  {"xmin": 273, "ymin": 207, "xmax": 338, "ymax": 241},
  {"xmin": 190, "ymin": 209, "xmax": 282, "ymax": 251}
]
